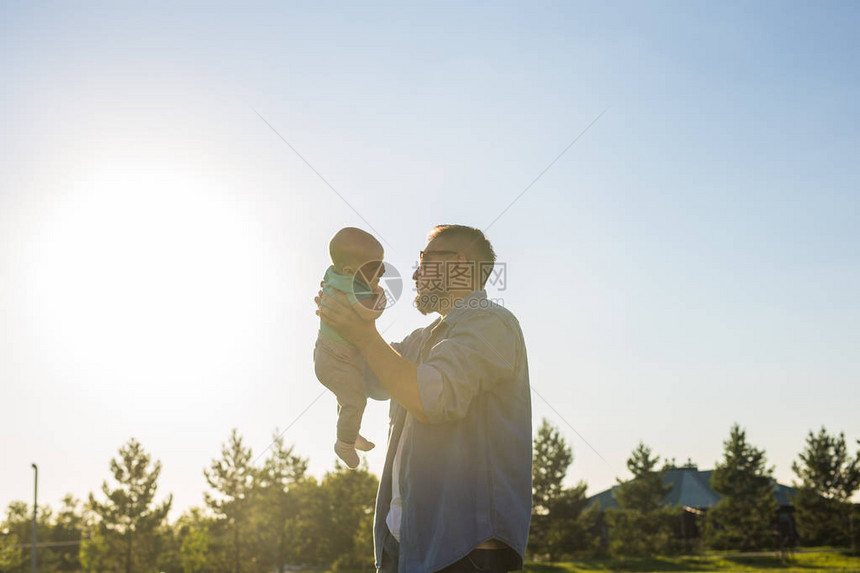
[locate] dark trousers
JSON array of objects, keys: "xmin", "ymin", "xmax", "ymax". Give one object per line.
[{"xmin": 378, "ymin": 530, "xmax": 520, "ymax": 573}]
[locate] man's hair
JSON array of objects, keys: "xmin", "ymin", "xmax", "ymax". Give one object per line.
[{"xmin": 427, "ymin": 224, "xmax": 497, "ymax": 287}]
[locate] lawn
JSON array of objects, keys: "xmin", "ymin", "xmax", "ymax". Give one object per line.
[{"xmin": 524, "ymin": 549, "xmax": 860, "ymax": 572}]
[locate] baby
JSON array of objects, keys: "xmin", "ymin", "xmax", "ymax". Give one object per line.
[{"xmin": 314, "ymin": 227, "xmax": 387, "ymax": 468}]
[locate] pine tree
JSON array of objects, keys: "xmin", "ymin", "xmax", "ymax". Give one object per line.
[
  {"xmin": 614, "ymin": 442, "xmax": 671, "ymax": 512},
  {"xmin": 319, "ymin": 462, "xmax": 379, "ymax": 571},
  {"xmin": 86, "ymin": 438, "xmax": 173, "ymax": 573},
  {"xmin": 529, "ymin": 419, "xmax": 596, "ymax": 562},
  {"xmin": 705, "ymin": 424, "xmax": 777, "ymax": 551},
  {"xmin": 251, "ymin": 430, "xmax": 309, "ymax": 572},
  {"xmin": 791, "ymin": 427, "xmax": 860, "ymax": 548},
  {"xmin": 532, "ymin": 418, "xmax": 573, "ymax": 516},
  {"xmin": 174, "ymin": 508, "xmax": 214, "ymax": 573},
  {"xmin": 606, "ymin": 442, "xmax": 679, "ymax": 557},
  {"xmin": 203, "ymin": 429, "xmax": 254, "ymax": 573}
]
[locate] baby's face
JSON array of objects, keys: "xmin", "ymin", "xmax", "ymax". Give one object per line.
[{"xmin": 356, "ymin": 259, "xmax": 385, "ymax": 288}]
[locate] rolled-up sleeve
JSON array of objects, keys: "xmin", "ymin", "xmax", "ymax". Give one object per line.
[{"xmin": 417, "ymin": 310, "xmax": 518, "ymax": 424}]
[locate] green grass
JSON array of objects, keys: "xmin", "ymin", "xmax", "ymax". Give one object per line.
[{"xmin": 524, "ymin": 549, "xmax": 860, "ymax": 572}]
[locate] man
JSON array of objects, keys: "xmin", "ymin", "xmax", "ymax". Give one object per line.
[{"xmin": 316, "ymin": 224, "xmax": 531, "ymax": 573}]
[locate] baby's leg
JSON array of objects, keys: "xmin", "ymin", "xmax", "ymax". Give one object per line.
[
  {"xmin": 313, "ymin": 338, "xmax": 370, "ymax": 468},
  {"xmin": 334, "ymin": 386, "xmax": 367, "ymax": 468},
  {"xmin": 336, "ymin": 404, "xmax": 374, "ymax": 451},
  {"xmin": 335, "ymin": 383, "xmax": 368, "ymax": 446}
]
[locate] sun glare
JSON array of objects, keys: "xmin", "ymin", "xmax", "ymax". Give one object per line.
[{"xmin": 22, "ymin": 167, "xmax": 275, "ymax": 399}]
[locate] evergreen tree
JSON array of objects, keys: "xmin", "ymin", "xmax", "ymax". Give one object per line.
[
  {"xmin": 283, "ymin": 477, "xmax": 326, "ymax": 566},
  {"xmin": 529, "ymin": 419, "xmax": 597, "ymax": 562},
  {"xmin": 791, "ymin": 427, "xmax": 860, "ymax": 547},
  {"xmin": 86, "ymin": 438, "xmax": 173, "ymax": 573},
  {"xmin": 614, "ymin": 442, "xmax": 671, "ymax": 512},
  {"xmin": 250, "ymin": 431, "xmax": 309, "ymax": 572},
  {"xmin": 606, "ymin": 442, "xmax": 679, "ymax": 557},
  {"xmin": 705, "ymin": 424, "xmax": 777, "ymax": 551},
  {"xmin": 203, "ymin": 429, "xmax": 254, "ymax": 573},
  {"xmin": 319, "ymin": 462, "xmax": 379, "ymax": 571},
  {"xmin": 532, "ymin": 419, "xmax": 573, "ymax": 517},
  {"xmin": 540, "ymin": 482, "xmax": 600, "ymax": 561},
  {"xmin": 173, "ymin": 508, "xmax": 215, "ymax": 573},
  {"xmin": 180, "ymin": 524, "xmax": 210, "ymax": 573}
]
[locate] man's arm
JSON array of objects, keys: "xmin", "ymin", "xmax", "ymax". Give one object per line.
[
  {"xmin": 316, "ymin": 289, "xmax": 429, "ymax": 422},
  {"xmin": 359, "ymin": 334, "xmax": 428, "ymax": 423}
]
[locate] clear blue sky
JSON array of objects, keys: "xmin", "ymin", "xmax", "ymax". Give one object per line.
[{"xmin": 2, "ymin": 1, "xmax": 858, "ymax": 518}]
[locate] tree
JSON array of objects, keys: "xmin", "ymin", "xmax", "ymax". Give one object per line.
[
  {"xmin": 1, "ymin": 501, "xmax": 57, "ymax": 573},
  {"xmin": 203, "ymin": 429, "xmax": 254, "ymax": 573},
  {"xmin": 173, "ymin": 508, "xmax": 215, "ymax": 573},
  {"xmin": 0, "ymin": 532, "xmax": 24, "ymax": 573},
  {"xmin": 532, "ymin": 419, "xmax": 573, "ymax": 517},
  {"xmin": 318, "ymin": 462, "xmax": 379, "ymax": 571},
  {"xmin": 540, "ymin": 483, "xmax": 601, "ymax": 561},
  {"xmin": 249, "ymin": 431, "xmax": 309, "ymax": 572},
  {"xmin": 2, "ymin": 501, "xmax": 31, "ymax": 573},
  {"xmin": 614, "ymin": 442, "xmax": 671, "ymax": 512},
  {"xmin": 606, "ymin": 442, "xmax": 679, "ymax": 557},
  {"xmin": 50, "ymin": 495, "xmax": 85, "ymax": 572},
  {"xmin": 87, "ymin": 438, "xmax": 173, "ymax": 573},
  {"xmin": 791, "ymin": 427, "xmax": 860, "ymax": 548},
  {"xmin": 529, "ymin": 419, "xmax": 597, "ymax": 562},
  {"xmin": 704, "ymin": 424, "xmax": 777, "ymax": 551},
  {"xmin": 180, "ymin": 525, "xmax": 210, "ymax": 573}
]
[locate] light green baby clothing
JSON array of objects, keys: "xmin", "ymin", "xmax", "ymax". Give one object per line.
[{"xmin": 319, "ymin": 265, "xmax": 382, "ymax": 345}]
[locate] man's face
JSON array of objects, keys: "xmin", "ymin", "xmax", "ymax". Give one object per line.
[{"xmin": 412, "ymin": 238, "xmax": 460, "ymax": 315}]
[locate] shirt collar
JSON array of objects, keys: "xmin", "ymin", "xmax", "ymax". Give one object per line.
[{"xmin": 439, "ymin": 289, "xmax": 488, "ymax": 324}]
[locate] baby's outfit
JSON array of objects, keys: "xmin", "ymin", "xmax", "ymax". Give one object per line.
[{"xmin": 314, "ymin": 266, "xmax": 384, "ymax": 468}]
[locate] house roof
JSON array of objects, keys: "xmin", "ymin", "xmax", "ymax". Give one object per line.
[{"xmin": 586, "ymin": 467, "xmax": 797, "ymax": 510}]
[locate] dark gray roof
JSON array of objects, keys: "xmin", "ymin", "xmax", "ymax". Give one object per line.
[{"xmin": 586, "ymin": 467, "xmax": 797, "ymax": 510}]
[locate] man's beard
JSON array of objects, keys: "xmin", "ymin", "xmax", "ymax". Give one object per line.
[{"xmin": 414, "ymin": 292, "xmax": 441, "ymax": 315}]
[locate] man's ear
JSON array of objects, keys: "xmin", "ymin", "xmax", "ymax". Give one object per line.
[{"xmin": 342, "ymin": 264, "xmax": 356, "ymax": 276}]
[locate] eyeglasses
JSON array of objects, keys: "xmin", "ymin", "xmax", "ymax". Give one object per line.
[{"xmin": 419, "ymin": 250, "xmax": 459, "ymax": 263}]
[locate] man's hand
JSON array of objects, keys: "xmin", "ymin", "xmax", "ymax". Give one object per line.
[
  {"xmin": 313, "ymin": 286, "xmax": 428, "ymax": 422},
  {"xmin": 315, "ymin": 289, "xmax": 377, "ymax": 349}
]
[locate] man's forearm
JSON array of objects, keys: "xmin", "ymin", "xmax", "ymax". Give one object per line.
[{"xmin": 360, "ymin": 333, "xmax": 428, "ymax": 423}]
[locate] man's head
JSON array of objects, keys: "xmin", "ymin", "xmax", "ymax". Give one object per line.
[
  {"xmin": 329, "ymin": 227, "xmax": 385, "ymax": 287},
  {"xmin": 413, "ymin": 224, "xmax": 496, "ymax": 315}
]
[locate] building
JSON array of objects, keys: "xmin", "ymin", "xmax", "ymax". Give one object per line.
[{"xmin": 586, "ymin": 464, "xmax": 798, "ymax": 544}]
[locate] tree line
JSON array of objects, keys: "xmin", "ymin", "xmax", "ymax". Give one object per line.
[
  {"xmin": 1, "ymin": 429, "xmax": 376, "ymax": 573},
  {"xmin": 2, "ymin": 423, "xmax": 859, "ymax": 572},
  {"xmin": 527, "ymin": 421, "xmax": 860, "ymax": 562}
]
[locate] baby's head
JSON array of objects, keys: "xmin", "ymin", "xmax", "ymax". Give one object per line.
[{"xmin": 329, "ymin": 227, "xmax": 385, "ymax": 287}]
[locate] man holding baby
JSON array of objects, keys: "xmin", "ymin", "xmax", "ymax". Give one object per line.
[{"xmin": 316, "ymin": 224, "xmax": 531, "ymax": 573}]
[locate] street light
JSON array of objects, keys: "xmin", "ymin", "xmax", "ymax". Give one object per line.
[{"xmin": 31, "ymin": 463, "xmax": 37, "ymax": 573}]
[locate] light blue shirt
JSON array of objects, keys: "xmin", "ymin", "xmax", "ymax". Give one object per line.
[{"xmin": 367, "ymin": 290, "xmax": 532, "ymax": 573}]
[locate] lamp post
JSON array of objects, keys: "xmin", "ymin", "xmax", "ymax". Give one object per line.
[{"xmin": 31, "ymin": 463, "xmax": 37, "ymax": 573}]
